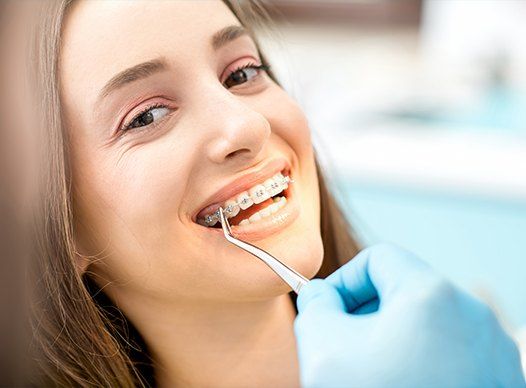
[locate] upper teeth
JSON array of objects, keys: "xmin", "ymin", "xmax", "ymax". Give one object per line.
[{"xmin": 199, "ymin": 173, "xmax": 292, "ymax": 226}]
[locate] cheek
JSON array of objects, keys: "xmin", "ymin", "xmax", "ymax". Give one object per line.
[
  {"xmin": 261, "ymin": 88, "xmax": 314, "ymax": 154},
  {"xmin": 256, "ymin": 87, "xmax": 317, "ymax": 189},
  {"xmin": 94, "ymin": 154, "xmax": 184, "ymax": 232},
  {"xmin": 71, "ymin": 138, "xmax": 198, "ymax": 290},
  {"xmin": 258, "ymin": 89, "xmax": 323, "ymax": 277},
  {"xmin": 263, "ymin": 89, "xmax": 318, "ymax": 206}
]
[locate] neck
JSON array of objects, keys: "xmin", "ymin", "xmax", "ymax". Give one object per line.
[{"xmin": 123, "ymin": 292, "xmax": 300, "ymax": 388}]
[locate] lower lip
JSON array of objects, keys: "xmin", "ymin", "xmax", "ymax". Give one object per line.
[{"xmin": 199, "ymin": 182, "xmax": 299, "ymax": 242}]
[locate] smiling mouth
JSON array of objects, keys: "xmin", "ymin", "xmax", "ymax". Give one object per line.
[{"xmin": 196, "ymin": 169, "xmax": 292, "ymax": 228}]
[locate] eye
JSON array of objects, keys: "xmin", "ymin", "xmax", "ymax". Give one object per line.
[
  {"xmin": 122, "ymin": 105, "xmax": 171, "ymax": 131},
  {"xmin": 223, "ymin": 62, "xmax": 269, "ymax": 89}
]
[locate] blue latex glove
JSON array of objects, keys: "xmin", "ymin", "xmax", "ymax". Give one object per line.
[{"xmin": 295, "ymin": 244, "xmax": 525, "ymax": 388}]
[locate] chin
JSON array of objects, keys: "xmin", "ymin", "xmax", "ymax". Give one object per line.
[
  {"xmin": 188, "ymin": 160, "xmax": 322, "ymax": 299},
  {"xmin": 229, "ymin": 223, "xmax": 324, "ymax": 300}
]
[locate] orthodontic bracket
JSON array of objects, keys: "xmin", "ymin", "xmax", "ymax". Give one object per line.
[{"xmin": 203, "ymin": 175, "xmax": 293, "ymax": 226}]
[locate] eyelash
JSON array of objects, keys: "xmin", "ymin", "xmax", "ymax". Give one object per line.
[
  {"xmin": 118, "ymin": 61, "xmax": 270, "ymax": 135},
  {"xmin": 223, "ymin": 61, "xmax": 270, "ymax": 88},
  {"xmin": 120, "ymin": 102, "xmax": 169, "ymax": 133}
]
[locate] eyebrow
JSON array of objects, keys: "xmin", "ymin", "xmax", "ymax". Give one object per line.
[
  {"xmin": 211, "ymin": 25, "xmax": 248, "ymax": 51},
  {"xmin": 98, "ymin": 58, "xmax": 168, "ymax": 101},
  {"xmin": 97, "ymin": 25, "xmax": 248, "ymax": 102}
]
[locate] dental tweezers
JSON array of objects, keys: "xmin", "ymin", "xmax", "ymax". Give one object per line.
[{"xmin": 218, "ymin": 207, "xmax": 309, "ymax": 294}]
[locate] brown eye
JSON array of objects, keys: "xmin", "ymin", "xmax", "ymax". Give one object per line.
[
  {"xmin": 124, "ymin": 106, "xmax": 170, "ymax": 131},
  {"xmin": 223, "ymin": 64, "xmax": 269, "ymax": 89}
]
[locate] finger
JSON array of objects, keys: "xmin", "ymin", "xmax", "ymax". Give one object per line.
[
  {"xmin": 324, "ymin": 248, "xmax": 377, "ymax": 312},
  {"xmin": 295, "ymin": 280, "xmax": 349, "ymax": 344},
  {"xmin": 297, "ymin": 279, "xmax": 346, "ymax": 315},
  {"xmin": 353, "ymin": 297, "xmax": 379, "ymax": 314},
  {"xmin": 326, "ymin": 243, "xmax": 432, "ymax": 309}
]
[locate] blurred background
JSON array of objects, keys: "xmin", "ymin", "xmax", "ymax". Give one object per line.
[{"xmin": 259, "ymin": 0, "xmax": 526, "ymax": 365}]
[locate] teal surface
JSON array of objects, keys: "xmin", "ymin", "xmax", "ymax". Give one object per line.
[
  {"xmin": 383, "ymin": 86, "xmax": 526, "ymax": 136},
  {"xmin": 338, "ymin": 181, "xmax": 526, "ymax": 328}
]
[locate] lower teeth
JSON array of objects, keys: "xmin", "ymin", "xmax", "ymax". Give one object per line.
[
  {"xmin": 197, "ymin": 191, "xmax": 289, "ymax": 228},
  {"xmin": 236, "ymin": 195, "xmax": 287, "ymax": 226}
]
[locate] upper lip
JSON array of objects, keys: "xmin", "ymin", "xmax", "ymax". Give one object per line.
[{"xmin": 193, "ymin": 158, "xmax": 291, "ymax": 221}]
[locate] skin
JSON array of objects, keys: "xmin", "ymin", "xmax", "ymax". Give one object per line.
[{"xmin": 60, "ymin": 1, "xmax": 323, "ymax": 386}]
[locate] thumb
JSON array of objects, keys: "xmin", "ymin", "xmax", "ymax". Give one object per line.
[
  {"xmin": 326, "ymin": 243, "xmax": 433, "ymax": 310},
  {"xmin": 297, "ymin": 279, "xmax": 347, "ymax": 315},
  {"xmin": 295, "ymin": 280, "xmax": 351, "ymax": 350}
]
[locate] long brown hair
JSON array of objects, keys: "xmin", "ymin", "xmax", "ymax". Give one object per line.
[{"xmin": 29, "ymin": 1, "xmax": 360, "ymax": 386}]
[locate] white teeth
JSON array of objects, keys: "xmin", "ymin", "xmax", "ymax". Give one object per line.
[
  {"xmin": 197, "ymin": 218, "xmax": 208, "ymax": 226},
  {"xmin": 237, "ymin": 192, "xmax": 253, "ymax": 210},
  {"xmin": 280, "ymin": 176, "xmax": 288, "ymax": 190},
  {"xmin": 248, "ymin": 212, "xmax": 261, "ymax": 223},
  {"xmin": 239, "ymin": 195, "xmax": 288, "ymax": 226},
  {"xmin": 199, "ymin": 173, "xmax": 292, "ymax": 226},
  {"xmin": 250, "ymin": 184, "xmax": 270, "ymax": 204},
  {"xmin": 204, "ymin": 213, "xmax": 219, "ymax": 226},
  {"xmin": 259, "ymin": 206, "xmax": 271, "ymax": 218},
  {"xmin": 224, "ymin": 200, "xmax": 240, "ymax": 217},
  {"xmin": 263, "ymin": 178, "xmax": 278, "ymax": 197}
]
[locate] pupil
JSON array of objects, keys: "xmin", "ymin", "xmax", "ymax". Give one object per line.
[
  {"xmin": 233, "ymin": 70, "xmax": 247, "ymax": 83},
  {"xmin": 134, "ymin": 111, "xmax": 154, "ymax": 128},
  {"xmin": 224, "ymin": 68, "xmax": 254, "ymax": 88}
]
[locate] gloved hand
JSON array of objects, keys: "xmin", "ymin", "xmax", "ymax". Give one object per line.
[{"xmin": 294, "ymin": 244, "xmax": 526, "ymax": 388}]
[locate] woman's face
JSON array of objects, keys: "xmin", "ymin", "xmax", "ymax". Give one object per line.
[{"xmin": 60, "ymin": 0, "xmax": 323, "ymax": 303}]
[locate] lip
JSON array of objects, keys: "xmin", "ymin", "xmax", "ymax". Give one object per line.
[
  {"xmin": 193, "ymin": 158, "xmax": 291, "ymax": 222},
  {"xmin": 200, "ymin": 177, "xmax": 299, "ymax": 241}
]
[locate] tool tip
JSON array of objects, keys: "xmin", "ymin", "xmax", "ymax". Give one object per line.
[{"xmin": 218, "ymin": 207, "xmax": 232, "ymax": 236}]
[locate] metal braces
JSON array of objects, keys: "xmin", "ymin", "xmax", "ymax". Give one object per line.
[{"xmin": 203, "ymin": 175, "xmax": 293, "ymax": 226}]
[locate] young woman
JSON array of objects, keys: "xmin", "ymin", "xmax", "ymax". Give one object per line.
[{"xmin": 30, "ymin": 1, "xmax": 360, "ymax": 386}]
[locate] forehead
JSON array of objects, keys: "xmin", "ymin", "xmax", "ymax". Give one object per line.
[{"xmin": 60, "ymin": 0, "xmax": 240, "ymax": 100}]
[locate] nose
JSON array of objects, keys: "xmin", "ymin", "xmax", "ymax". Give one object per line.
[{"xmin": 202, "ymin": 87, "xmax": 271, "ymax": 166}]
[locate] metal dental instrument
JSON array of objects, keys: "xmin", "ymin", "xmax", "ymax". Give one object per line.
[{"xmin": 218, "ymin": 207, "xmax": 309, "ymax": 294}]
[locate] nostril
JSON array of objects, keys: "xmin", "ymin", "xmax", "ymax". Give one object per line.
[{"xmin": 225, "ymin": 148, "xmax": 251, "ymax": 159}]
